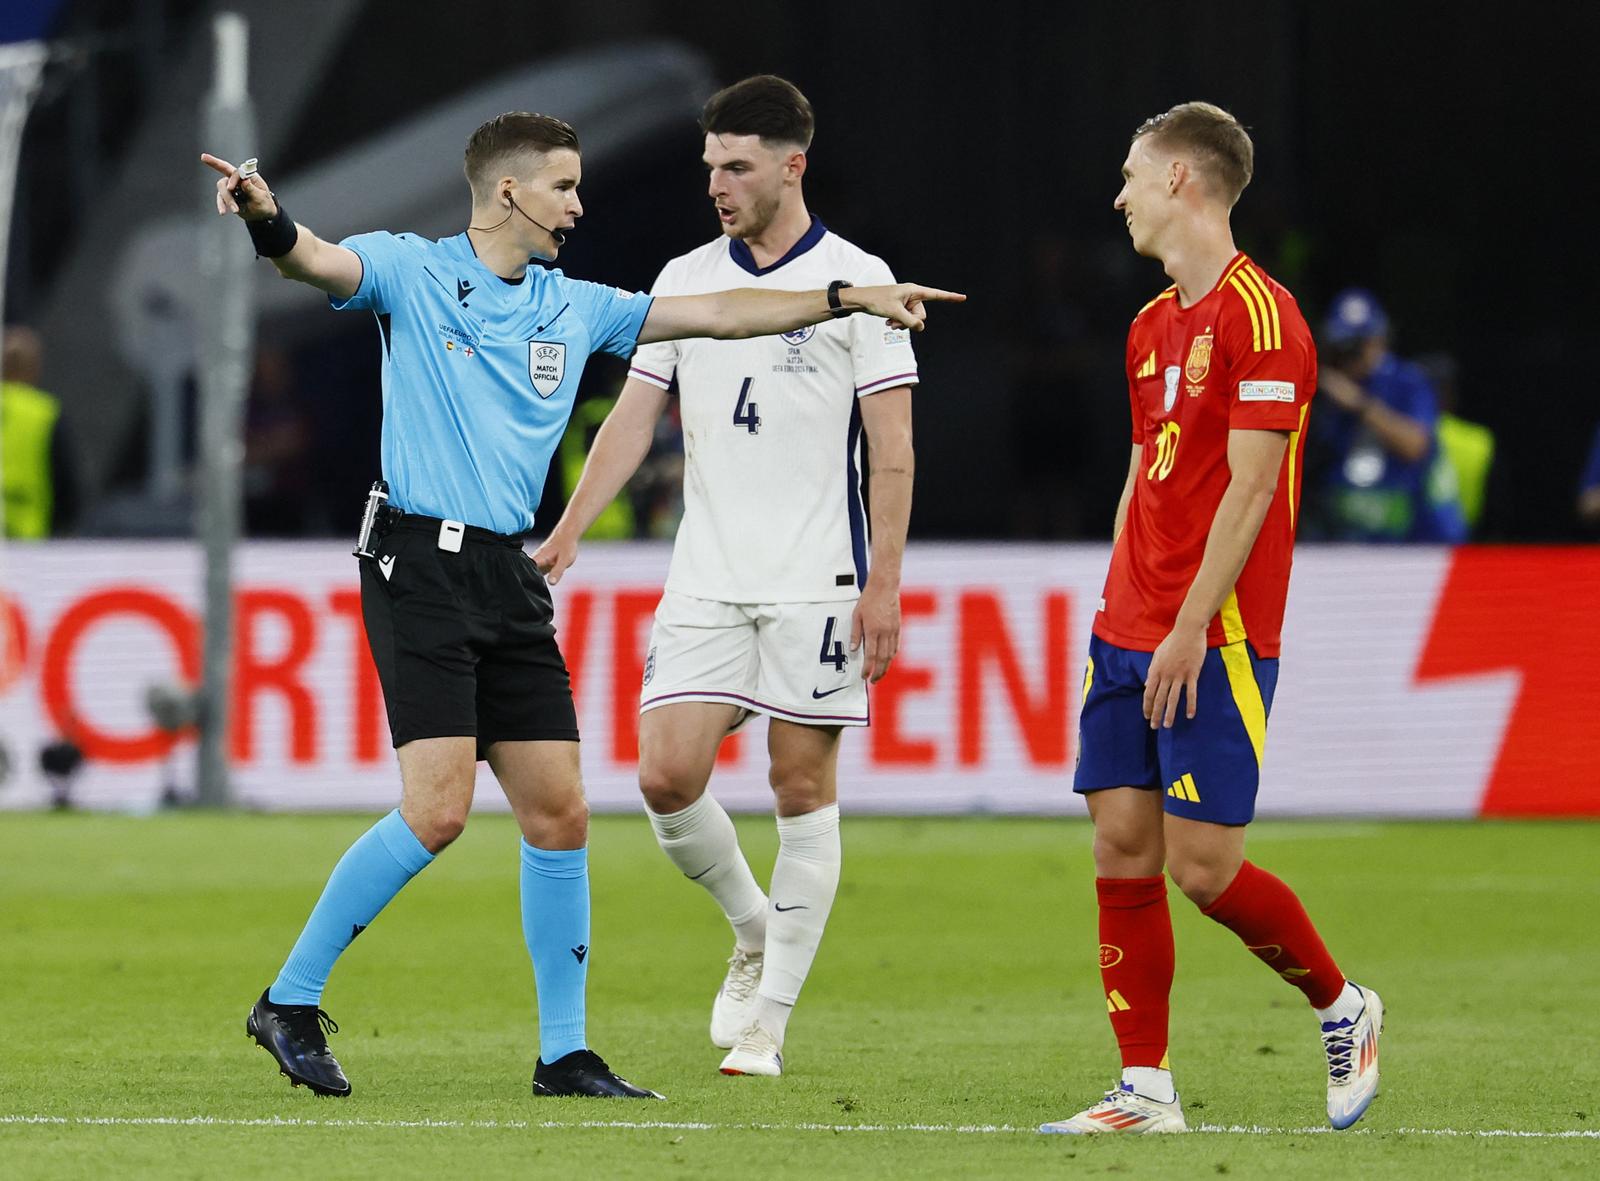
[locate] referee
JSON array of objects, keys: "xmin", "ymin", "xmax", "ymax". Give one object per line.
[{"xmin": 202, "ymin": 113, "xmax": 960, "ymax": 1102}]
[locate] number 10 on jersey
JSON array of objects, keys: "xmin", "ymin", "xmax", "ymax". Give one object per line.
[{"xmin": 733, "ymin": 377, "xmax": 761, "ymax": 434}]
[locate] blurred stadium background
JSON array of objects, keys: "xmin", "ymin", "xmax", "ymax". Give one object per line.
[
  {"xmin": 2, "ymin": 3, "xmax": 1598, "ymax": 1176},
  {"xmin": 1, "ymin": 0, "xmax": 1594, "ymax": 815}
]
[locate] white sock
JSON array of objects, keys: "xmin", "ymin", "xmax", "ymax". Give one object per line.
[
  {"xmin": 646, "ymin": 793, "xmax": 768, "ymax": 952},
  {"xmin": 1315, "ymin": 980, "xmax": 1365, "ymax": 1026},
  {"xmin": 1122, "ymin": 1066, "xmax": 1176, "ymax": 1104},
  {"xmin": 753, "ymin": 995, "xmax": 794, "ymax": 1045},
  {"xmin": 760, "ymin": 803, "xmax": 841, "ymax": 1008}
]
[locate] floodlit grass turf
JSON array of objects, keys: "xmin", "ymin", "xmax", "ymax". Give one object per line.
[{"xmin": 1, "ymin": 814, "xmax": 1596, "ymax": 1179}]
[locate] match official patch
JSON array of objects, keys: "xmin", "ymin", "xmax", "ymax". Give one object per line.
[
  {"xmin": 528, "ymin": 341, "xmax": 567, "ymax": 399},
  {"xmin": 1238, "ymin": 380, "xmax": 1296, "ymax": 403}
]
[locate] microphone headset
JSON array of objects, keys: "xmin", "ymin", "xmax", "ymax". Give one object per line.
[{"xmin": 469, "ymin": 191, "xmax": 567, "ymax": 251}]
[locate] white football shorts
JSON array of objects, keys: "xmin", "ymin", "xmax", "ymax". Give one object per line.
[{"xmin": 639, "ymin": 590, "xmax": 869, "ymax": 729}]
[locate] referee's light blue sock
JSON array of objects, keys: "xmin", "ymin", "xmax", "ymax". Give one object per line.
[
  {"xmin": 268, "ymin": 810, "xmax": 435, "ymax": 1007},
  {"xmin": 520, "ymin": 840, "xmax": 589, "ymax": 1062}
]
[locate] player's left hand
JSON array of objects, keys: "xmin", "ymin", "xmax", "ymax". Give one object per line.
[
  {"xmin": 1144, "ymin": 623, "xmax": 1207, "ymax": 729},
  {"xmin": 850, "ymin": 284, "xmax": 966, "ymax": 332},
  {"xmin": 851, "ymin": 581, "xmax": 901, "ymax": 683}
]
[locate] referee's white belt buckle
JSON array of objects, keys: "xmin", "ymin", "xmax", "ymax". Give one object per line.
[{"xmin": 437, "ymin": 519, "xmax": 466, "ymax": 553}]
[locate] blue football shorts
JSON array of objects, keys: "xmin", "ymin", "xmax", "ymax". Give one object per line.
[{"xmin": 1073, "ymin": 633, "xmax": 1279, "ymax": 826}]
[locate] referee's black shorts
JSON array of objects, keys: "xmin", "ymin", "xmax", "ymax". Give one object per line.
[{"xmin": 359, "ymin": 514, "xmax": 578, "ymax": 756}]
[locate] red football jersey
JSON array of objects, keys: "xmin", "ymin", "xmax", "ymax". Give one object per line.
[{"xmin": 1093, "ymin": 253, "xmax": 1316, "ymax": 659}]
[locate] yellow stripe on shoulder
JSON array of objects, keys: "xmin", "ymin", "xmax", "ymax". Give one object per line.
[
  {"xmin": 1227, "ymin": 276, "xmax": 1264, "ymax": 351},
  {"xmin": 1221, "ymin": 254, "xmax": 1252, "ymax": 285},
  {"xmin": 1137, "ymin": 288, "xmax": 1178, "ymax": 317},
  {"xmin": 1239, "ymin": 266, "xmax": 1283, "ymax": 350}
]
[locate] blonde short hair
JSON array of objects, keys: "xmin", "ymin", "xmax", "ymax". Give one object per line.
[{"xmin": 1133, "ymin": 102, "xmax": 1254, "ymax": 206}]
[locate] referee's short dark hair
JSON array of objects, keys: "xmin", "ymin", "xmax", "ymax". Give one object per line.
[
  {"xmin": 464, "ymin": 112, "xmax": 580, "ymax": 200},
  {"xmin": 1132, "ymin": 102, "xmax": 1254, "ymax": 207},
  {"xmin": 701, "ymin": 75, "xmax": 814, "ymax": 150}
]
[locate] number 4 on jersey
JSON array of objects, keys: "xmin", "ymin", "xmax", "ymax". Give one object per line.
[
  {"xmin": 733, "ymin": 377, "xmax": 761, "ymax": 434},
  {"xmin": 819, "ymin": 617, "xmax": 847, "ymax": 671}
]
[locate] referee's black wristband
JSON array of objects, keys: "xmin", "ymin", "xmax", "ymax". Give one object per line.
[{"xmin": 246, "ymin": 199, "xmax": 299, "ymax": 259}]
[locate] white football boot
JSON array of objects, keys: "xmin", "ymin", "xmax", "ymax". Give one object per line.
[
  {"xmin": 1040, "ymin": 1081, "xmax": 1187, "ymax": 1134},
  {"xmin": 718, "ymin": 1022, "xmax": 783, "ymax": 1077},
  {"xmin": 1323, "ymin": 984, "xmax": 1384, "ymax": 1129},
  {"xmin": 710, "ymin": 947, "xmax": 764, "ymax": 1049}
]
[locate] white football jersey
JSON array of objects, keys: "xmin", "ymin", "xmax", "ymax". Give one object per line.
[{"xmin": 629, "ymin": 219, "xmax": 918, "ymax": 603}]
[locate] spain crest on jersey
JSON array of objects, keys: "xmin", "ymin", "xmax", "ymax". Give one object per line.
[
  {"xmin": 528, "ymin": 341, "xmax": 566, "ymax": 399},
  {"xmin": 1185, "ymin": 333, "xmax": 1214, "ymax": 384}
]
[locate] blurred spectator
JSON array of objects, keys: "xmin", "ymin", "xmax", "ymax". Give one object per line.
[
  {"xmin": 557, "ymin": 388, "xmax": 687, "ymax": 541},
  {"xmin": 1309, "ymin": 289, "xmax": 1467, "ymax": 543},
  {"xmin": 243, "ymin": 347, "xmax": 316, "ymax": 536},
  {"xmin": 1578, "ymin": 424, "xmax": 1600, "ymax": 532},
  {"xmin": 1417, "ymin": 352, "xmax": 1497, "ymax": 538},
  {"xmin": 1, "ymin": 326, "xmax": 79, "ymax": 538}
]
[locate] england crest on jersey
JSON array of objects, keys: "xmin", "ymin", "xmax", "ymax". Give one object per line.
[{"xmin": 528, "ymin": 341, "xmax": 567, "ymax": 399}]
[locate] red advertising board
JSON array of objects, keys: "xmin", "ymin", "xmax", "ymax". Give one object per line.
[{"xmin": 2, "ymin": 543, "xmax": 1595, "ymax": 817}]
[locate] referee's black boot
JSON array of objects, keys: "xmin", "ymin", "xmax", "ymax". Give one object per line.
[
  {"xmin": 533, "ymin": 1049, "xmax": 664, "ymax": 1099},
  {"xmin": 246, "ymin": 988, "xmax": 353, "ymax": 1097}
]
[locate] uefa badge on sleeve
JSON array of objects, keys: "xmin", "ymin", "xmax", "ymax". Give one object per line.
[{"xmin": 528, "ymin": 341, "xmax": 567, "ymax": 399}]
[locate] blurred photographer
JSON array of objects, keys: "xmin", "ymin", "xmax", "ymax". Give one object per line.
[{"xmin": 1311, "ymin": 290, "xmax": 1466, "ymax": 543}]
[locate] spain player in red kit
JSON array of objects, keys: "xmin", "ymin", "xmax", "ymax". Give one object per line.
[{"xmin": 1041, "ymin": 104, "xmax": 1382, "ymax": 1135}]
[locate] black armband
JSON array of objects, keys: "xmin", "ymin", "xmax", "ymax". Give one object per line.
[{"xmin": 247, "ymin": 199, "xmax": 299, "ymax": 259}]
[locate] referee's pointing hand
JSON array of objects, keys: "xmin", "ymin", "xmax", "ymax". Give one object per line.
[
  {"xmin": 200, "ymin": 153, "xmax": 276, "ymax": 221},
  {"xmin": 850, "ymin": 284, "xmax": 966, "ymax": 332}
]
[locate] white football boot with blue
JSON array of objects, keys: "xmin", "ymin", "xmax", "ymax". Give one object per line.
[
  {"xmin": 1040, "ymin": 1081, "xmax": 1187, "ymax": 1134},
  {"xmin": 1321, "ymin": 984, "xmax": 1384, "ymax": 1129}
]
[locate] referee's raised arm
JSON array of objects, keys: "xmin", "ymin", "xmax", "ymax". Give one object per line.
[
  {"xmin": 201, "ymin": 153, "xmax": 363, "ymax": 300},
  {"xmin": 637, "ymin": 282, "xmax": 965, "ymax": 344}
]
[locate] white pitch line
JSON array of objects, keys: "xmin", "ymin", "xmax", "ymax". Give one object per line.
[{"xmin": 3, "ymin": 1115, "xmax": 1598, "ymax": 1139}]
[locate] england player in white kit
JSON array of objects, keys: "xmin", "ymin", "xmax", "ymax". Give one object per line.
[{"xmin": 535, "ymin": 77, "xmax": 922, "ymax": 1077}]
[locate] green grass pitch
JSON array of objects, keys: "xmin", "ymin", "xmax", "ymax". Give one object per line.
[{"xmin": 2, "ymin": 813, "xmax": 1596, "ymax": 1178}]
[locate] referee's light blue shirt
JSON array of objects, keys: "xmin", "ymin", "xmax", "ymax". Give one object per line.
[{"xmin": 330, "ymin": 230, "xmax": 653, "ymax": 535}]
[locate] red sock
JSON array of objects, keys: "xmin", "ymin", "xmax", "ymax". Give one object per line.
[
  {"xmin": 1096, "ymin": 876, "xmax": 1173, "ymax": 1069},
  {"xmin": 1201, "ymin": 860, "xmax": 1344, "ymax": 1009}
]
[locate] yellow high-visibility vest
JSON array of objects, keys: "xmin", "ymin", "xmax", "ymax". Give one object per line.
[
  {"xmin": 1, "ymin": 380, "xmax": 60, "ymax": 539},
  {"xmin": 1435, "ymin": 413, "xmax": 1495, "ymax": 530}
]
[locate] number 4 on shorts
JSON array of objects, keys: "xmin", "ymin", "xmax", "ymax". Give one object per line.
[{"xmin": 819, "ymin": 617, "xmax": 847, "ymax": 671}]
